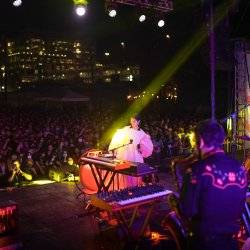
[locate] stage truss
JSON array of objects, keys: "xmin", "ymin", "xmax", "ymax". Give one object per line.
[
  {"xmin": 234, "ymin": 40, "xmax": 250, "ymax": 155},
  {"xmin": 105, "ymin": 0, "xmax": 173, "ymax": 13}
]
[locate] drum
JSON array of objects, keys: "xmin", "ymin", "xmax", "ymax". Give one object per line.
[
  {"xmin": 79, "ymin": 164, "xmax": 142, "ymax": 193},
  {"xmin": 79, "ymin": 164, "xmax": 99, "ymax": 194},
  {"xmin": 80, "ymin": 164, "xmax": 125, "ymax": 193}
]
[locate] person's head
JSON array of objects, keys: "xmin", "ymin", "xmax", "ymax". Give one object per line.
[
  {"xmin": 67, "ymin": 157, "xmax": 74, "ymax": 166},
  {"xmin": 11, "ymin": 154, "xmax": 18, "ymax": 161},
  {"xmin": 130, "ymin": 115, "xmax": 141, "ymax": 130},
  {"xmin": 195, "ymin": 119, "xmax": 225, "ymax": 154},
  {"xmin": 27, "ymin": 159, "xmax": 34, "ymax": 166},
  {"xmin": 13, "ymin": 160, "xmax": 21, "ymax": 171}
]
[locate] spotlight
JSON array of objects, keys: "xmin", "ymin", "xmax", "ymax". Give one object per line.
[
  {"xmin": 75, "ymin": 5, "xmax": 86, "ymax": 16},
  {"xmin": 166, "ymin": 34, "xmax": 170, "ymax": 39},
  {"xmin": 108, "ymin": 9, "xmax": 117, "ymax": 17},
  {"xmin": 139, "ymin": 15, "xmax": 146, "ymax": 22},
  {"xmin": 13, "ymin": 0, "xmax": 22, "ymax": 7},
  {"xmin": 158, "ymin": 19, "xmax": 165, "ymax": 28}
]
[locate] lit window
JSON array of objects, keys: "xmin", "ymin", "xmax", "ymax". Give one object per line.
[{"xmin": 76, "ymin": 49, "xmax": 81, "ymax": 54}]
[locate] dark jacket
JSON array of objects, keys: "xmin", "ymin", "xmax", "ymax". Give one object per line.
[{"xmin": 180, "ymin": 152, "xmax": 247, "ymax": 236}]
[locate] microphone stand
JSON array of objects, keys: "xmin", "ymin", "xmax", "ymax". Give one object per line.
[{"xmin": 110, "ymin": 140, "xmax": 133, "ymax": 158}]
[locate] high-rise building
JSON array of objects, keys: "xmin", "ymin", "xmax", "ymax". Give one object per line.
[
  {"xmin": 4, "ymin": 38, "xmax": 95, "ymax": 87},
  {"xmin": 0, "ymin": 37, "xmax": 141, "ymax": 90}
]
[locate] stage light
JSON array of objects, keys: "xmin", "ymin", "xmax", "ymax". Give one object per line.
[
  {"xmin": 166, "ymin": 34, "xmax": 170, "ymax": 39},
  {"xmin": 13, "ymin": 0, "xmax": 22, "ymax": 7},
  {"xmin": 139, "ymin": 14, "xmax": 146, "ymax": 22},
  {"xmin": 75, "ymin": 5, "xmax": 86, "ymax": 16},
  {"xmin": 158, "ymin": 20, "xmax": 165, "ymax": 27},
  {"xmin": 31, "ymin": 180, "xmax": 55, "ymax": 185},
  {"xmin": 109, "ymin": 9, "xmax": 117, "ymax": 17}
]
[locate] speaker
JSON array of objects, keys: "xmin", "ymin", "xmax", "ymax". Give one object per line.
[{"xmin": 0, "ymin": 201, "xmax": 22, "ymax": 249}]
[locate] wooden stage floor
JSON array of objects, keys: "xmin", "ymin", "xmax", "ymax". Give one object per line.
[{"xmin": 0, "ymin": 173, "xmax": 176, "ymax": 250}]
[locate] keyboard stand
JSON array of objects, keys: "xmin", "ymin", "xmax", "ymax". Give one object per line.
[
  {"xmin": 90, "ymin": 184, "xmax": 173, "ymax": 242},
  {"xmin": 114, "ymin": 200, "xmax": 158, "ymax": 239},
  {"xmin": 91, "ymin": 195, "xmax": 168, "ymax": 240},
  {"xmin": 81, "ymin": 162, "xmax": 157, "ymax": 193},
  {"xmin": 88, "ymin": 163, "xmax": 117, "ymax": 192}
]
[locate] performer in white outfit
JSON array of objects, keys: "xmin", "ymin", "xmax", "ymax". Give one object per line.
[{"xmin": 108, "ymin": 115, "xmax": 153, "ymax": 188}]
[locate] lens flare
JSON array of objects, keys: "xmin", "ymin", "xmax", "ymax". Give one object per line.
[
  {"xmin": 75, "ymin": 6, "xmax": 86, "ymax": 16},
  {"xmin": 139, "ymin": 15, "xmax": 146, "ymax": 22},
  {"xmin": 109, "ymin": 9, "xmax": 117, "ymax": 17},
  {"xmin": 13, "ymin": 0, "xmax": 22, "ymax": 7},
  {"xmin": 158, "ymin": 20, "xmax": 165, "ymax": 27}
]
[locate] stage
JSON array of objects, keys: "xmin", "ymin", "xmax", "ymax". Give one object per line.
[{"xmin": 0, "ymin": 173, "xmax": 176, "ymax": 250}]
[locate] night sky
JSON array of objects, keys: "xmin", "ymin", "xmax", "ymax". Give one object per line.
[{"xmin": 0, "ymin": 0, "xmax": 250, "ymax": 115}]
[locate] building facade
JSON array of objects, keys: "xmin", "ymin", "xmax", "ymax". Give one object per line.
[
  {"xmin": 94, "ymin": 63, "xmax": 140, "ymax": 83},
  {"xmin": 3, "ymin": 38, "xmax": 94, "ymax": 88},
  {"xmin": 0, "ymin": 37, "xmax": 140, "ymax": 91}
]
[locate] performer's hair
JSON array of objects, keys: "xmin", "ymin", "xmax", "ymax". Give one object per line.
[
  {"xmin": 195, "ymin": 119, "xmax": 225, "ymax": 148},
  {"xmin": 131, "ymin": 114, "xmax": 141, "ymax": 121}
]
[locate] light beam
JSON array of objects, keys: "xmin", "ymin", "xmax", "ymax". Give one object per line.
[{"xmin": 99, "ymin": 0, "xmax": 237, "ymax": 147}]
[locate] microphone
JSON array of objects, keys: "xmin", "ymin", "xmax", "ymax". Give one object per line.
[{"xmin": 130, "ymin": 139, "xmax": 133, "ymax": 144}]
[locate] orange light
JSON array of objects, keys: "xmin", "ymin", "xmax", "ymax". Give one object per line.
[{"xmin": 150, "ymin": 231, "xmax": 167, "ymax": 245}]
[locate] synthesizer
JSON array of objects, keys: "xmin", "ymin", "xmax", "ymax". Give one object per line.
[
  {"xmin": 80, "ymin": 155, "xmax": 156, "ymax": 174},
  {"xmin": 90, "ymin": 184, "xmax": 172, "ymax": 211},
  {"xmin": 80, "ymin": 155, "xmax": 132, "ymax": 170}
]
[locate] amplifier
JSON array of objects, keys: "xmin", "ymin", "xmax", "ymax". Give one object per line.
[
  {"xmin": 0, "ymin": 201, "xmax": 22, "ymax": 249},
  {"xmin": 0, "ymin": 201, "xmax": 18, "ymax": 236}
]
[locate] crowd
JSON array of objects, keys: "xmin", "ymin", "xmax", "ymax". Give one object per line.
[
  {"xmin": 143, "ymin": 116, "xmax": 196, "ymax": 163},
  {"xmin": 0, "ymin": 103, "xmax": 196, "ymax": 187},
  {"xmin": 1, "ymin": 102, "xmax": 247, "ymax": 249}
]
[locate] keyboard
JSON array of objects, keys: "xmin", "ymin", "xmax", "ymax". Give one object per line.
[
  {"xmin": 117, "ymin": 189, "xmax": 172, "ymax": 206},
  {"xmin": 91, "ymin": 184, "xmax": 172, "ymax": 211},
  {"xmin": 80, "ymin": 156, "xmax": 132, "ymax": 170}
]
